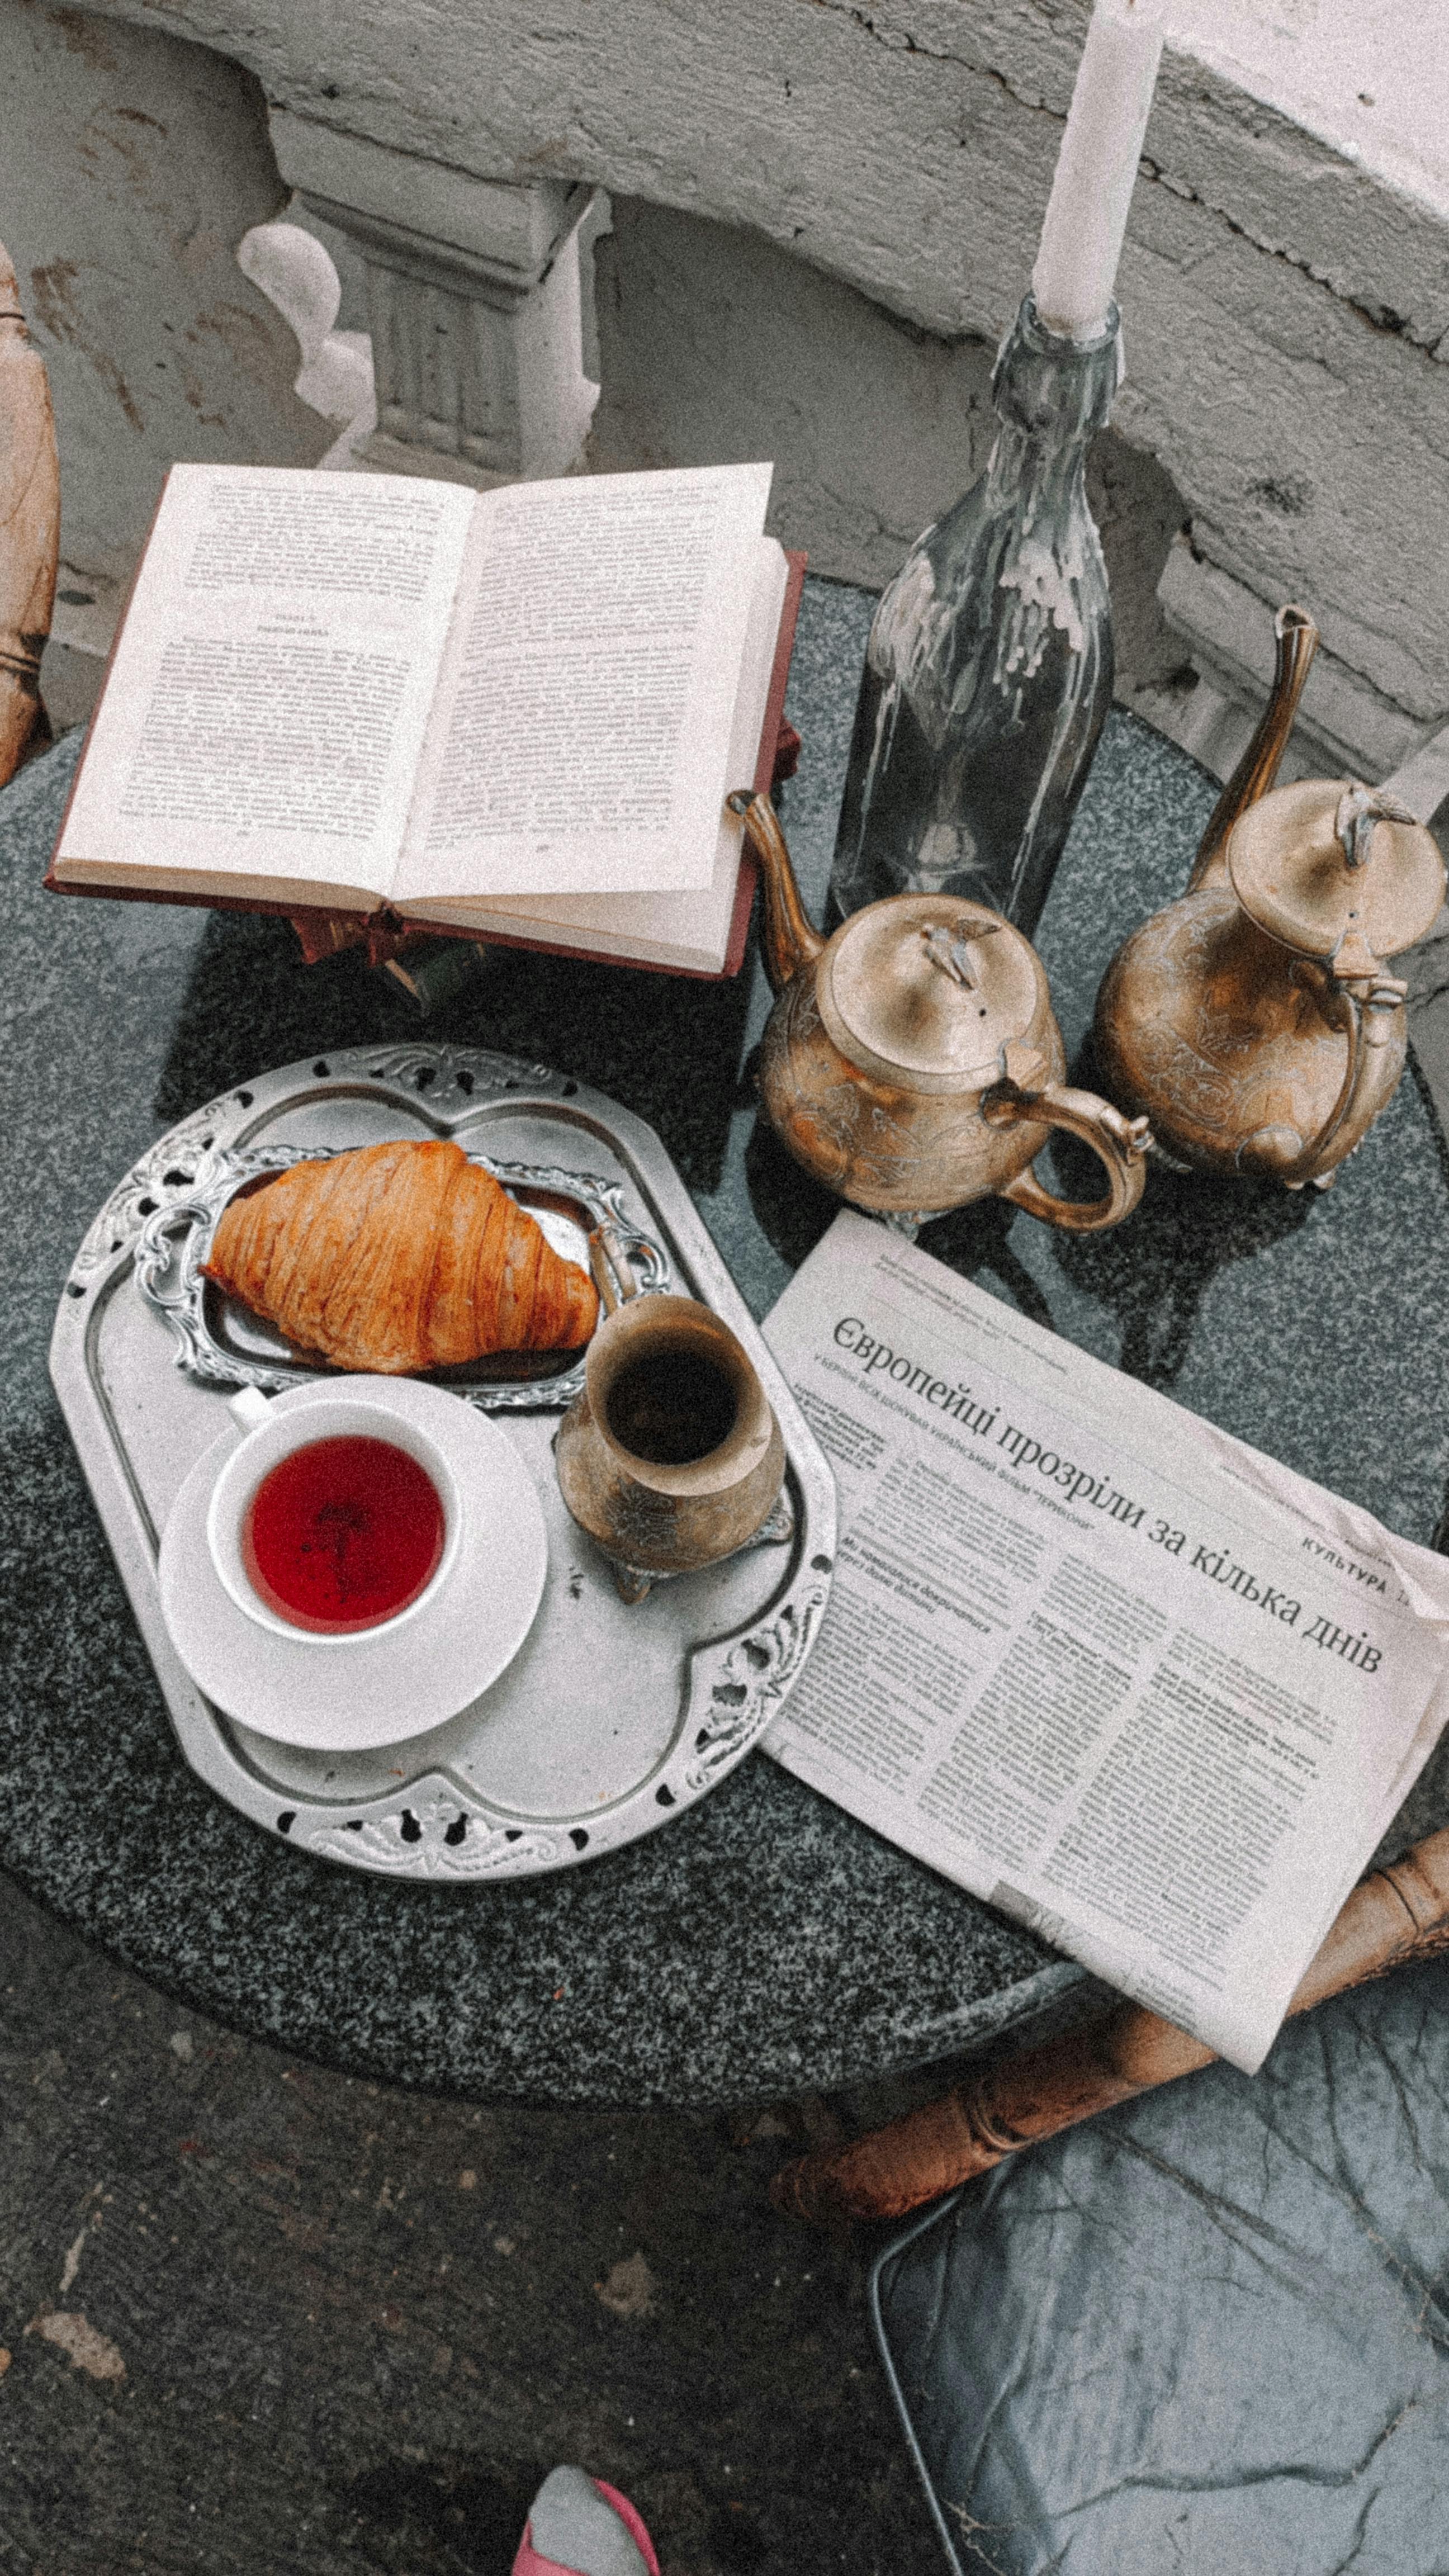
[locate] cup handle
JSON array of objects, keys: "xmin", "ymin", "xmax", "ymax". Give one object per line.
[
  {"xmin": 984, "ymin": 1077, "xmax": 1152, "ymax": 1234},
  {"xmin": 588, "ymin": 1224, "xmax": 642, "ymax": 1315}
]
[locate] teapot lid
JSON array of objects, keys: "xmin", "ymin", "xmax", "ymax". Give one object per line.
[
  {"xmin": 820, "ymin": 895, "xmax": 1044, "ymax": 1094},
  {"xmin": 1227, "ymin": 779, "xmax": 1446, "ymax": 968}
]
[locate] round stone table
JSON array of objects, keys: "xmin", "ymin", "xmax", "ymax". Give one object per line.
[{"xmin": 6, "ymin": 580, "xmax": 1449, "ymax": 2108}]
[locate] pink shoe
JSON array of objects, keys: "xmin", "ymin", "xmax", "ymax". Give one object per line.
[{"xmin": 512, "ymin": 2466, "xmax": 661, "ymax": 2576}]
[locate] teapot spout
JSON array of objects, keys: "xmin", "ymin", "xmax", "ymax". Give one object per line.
[
  {"xmin": 728, "ymin": 790, "xmax": 826, "ymax": 995},
  {"xmin": 1188, "ymin": 604, "xmax": 1319, "ymax": 889}
]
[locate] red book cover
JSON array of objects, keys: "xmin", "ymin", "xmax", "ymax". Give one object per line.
[{"xmin": 47, "ymin": 543, "xmax": 807, "ymax": 985}]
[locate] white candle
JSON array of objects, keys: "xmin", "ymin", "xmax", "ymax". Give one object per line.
[{"xmin": 1031, "ymin": 0, "xmax": 1164, "ymax": 342}]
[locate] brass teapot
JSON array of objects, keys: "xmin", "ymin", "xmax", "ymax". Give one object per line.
[
  {"xmin": 1093, "ymin": 607, "xmax": 1446, "ymax": 1188},
  {"xmin": 732, "ymin": 792, "xmax": 1150, "ymax": 1232}
]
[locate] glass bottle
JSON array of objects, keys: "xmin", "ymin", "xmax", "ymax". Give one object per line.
[{"xmin": 827, "ymin": 294, "xmax": 1121, "ymax": 939}]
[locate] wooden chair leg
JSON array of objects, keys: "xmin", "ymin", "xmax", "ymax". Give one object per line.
[
  {"xmin": 772, "ymin": 1826, "xmax": 1449, "ymax": 2224},
  {"xmin": 0, "ymin": 242, "xmax": 59, "ymax": 790}
]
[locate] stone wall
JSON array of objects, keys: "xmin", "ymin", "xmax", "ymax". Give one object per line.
[
  {"xmin": 10, "ymin": 0, "xmax": 1447, "ymax": 777},
  {"xmin": 588, "ymin": 197, "xmax": 1193, "ymax": 726},
  {"xmin": 0, "ymin": 0, "xmax": 329, "ymax": 667}
]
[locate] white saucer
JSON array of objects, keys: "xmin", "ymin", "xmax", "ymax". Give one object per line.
[{"xmin": 158, "ymin": 1379, "xmax": 547, "ymax": 1750}]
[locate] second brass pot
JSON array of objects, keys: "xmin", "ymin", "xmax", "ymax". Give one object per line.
[{"xmin": 1093, "ymin": 606, "xmax": 1446, "ymax": 1188}]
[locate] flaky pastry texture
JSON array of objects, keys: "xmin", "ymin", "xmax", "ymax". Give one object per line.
[{"xmin": 203, "ymin": 1139, "xmax": 598, "ymax": 1373}]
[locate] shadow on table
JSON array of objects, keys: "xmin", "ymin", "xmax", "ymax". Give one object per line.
[
  {"xmin": 921, "ymin": 1164, "xmax": 1319, "ymax": 1390},
  {"xmin": 1041, "ymin": 1141, "xmax": 1317, "ymax": 1389},
  {"xmin": 152, "ymin": 910, "xmax": 755, "ymax": 1194},
  {"xmin": 742, "ymin": 1076, "xmax": 1317, "ymax": 1398},
  {"xmin": 743, "ymin": 1102, "xmax": 1069, "ymax": 1336},
  {"xmin": 742, "ymin": 1102, "xmax": 839, "ymax": 1270},
  {"xmin": 1033, "ymin": 1027, "xmax": 1319, "ymax": 1388}
]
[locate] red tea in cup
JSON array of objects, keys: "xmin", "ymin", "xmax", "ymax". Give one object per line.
[{"xmin": 242, "ymin": 1434, "xmax": 445, "ymax": 1633}]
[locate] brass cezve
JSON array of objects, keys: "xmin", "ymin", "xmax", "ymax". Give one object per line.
[
  {"xmin": 732, "ymin": 790, "xmax": 1150, "ymax": 1232},
  {"xmin": 554, "ymin": 1229, "xmax": 788, "ymax": 1606},
  {"xmin": 1093, "ymin": 605, "xmax": 1447, "ymax": 1187}
]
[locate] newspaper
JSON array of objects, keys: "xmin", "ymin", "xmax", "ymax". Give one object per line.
[{"xmin": 763, "ymin": 1213, "xmax": 1449, "ymax": 2072}]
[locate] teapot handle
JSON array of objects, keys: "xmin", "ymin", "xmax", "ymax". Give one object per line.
[
  {"xmin": 1274, "ymin": 965, "xmax": 1408, "ymax": 1187},
  {"xmin": 985, "ymin": 1080, "xmax": 1152, "ymax": 1233}
]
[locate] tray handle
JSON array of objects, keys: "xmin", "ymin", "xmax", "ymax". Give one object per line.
[{"xmin": 133, "ymin": 1195, "xmax": 216, "ymax": 1313}]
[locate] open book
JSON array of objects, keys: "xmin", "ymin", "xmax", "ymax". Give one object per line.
[
  {"xmin": 764, "ymin": 1214, "xmax": 1449, "ymax": 2074},
  {"xmin": 49, "ymin": 460, "xmax": 794, "ymax": 976}
]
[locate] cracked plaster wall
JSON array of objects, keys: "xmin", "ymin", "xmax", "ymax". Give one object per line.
[
  {"xmin": 0, "ymin": 1, "xmax": 329, "ymax": 603},
  {"xmin": 20, "ymin": 0, "xmax": 1449, "ymax": 742},
  {"xmin": 588, "ymin": 197, "xmax": 1192, "ymax": 722}
]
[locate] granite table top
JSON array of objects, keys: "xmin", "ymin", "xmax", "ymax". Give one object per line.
[{"xmin": 5, "ymin": 576, "xmax": 1449, "ymax": 2110}]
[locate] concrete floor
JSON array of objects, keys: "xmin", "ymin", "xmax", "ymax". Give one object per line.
[{"xmin": 0, "ymin": 1867, "xmax": 943, "ymax": 2575}]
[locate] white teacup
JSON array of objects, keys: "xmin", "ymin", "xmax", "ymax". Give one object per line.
[{"xmin": 207, "ymin": 1382, "xmax": 463, "ymax": 1646}]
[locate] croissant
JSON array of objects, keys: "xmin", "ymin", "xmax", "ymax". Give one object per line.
[{"xmin": 203, "ymin": 1139, "xmax": 598, "ymax": 1374}]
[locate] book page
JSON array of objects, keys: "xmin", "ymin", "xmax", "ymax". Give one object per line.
[
  {"xmin": 56, "ymin": 465, "xmax": 474, "ymax": 906},
  {"xmin": 763, "ymin": 1214, "xmax": 1449, "ymax": 2073},
  {"xmin": 396, "ymin": 462, "xmax": 772, "ymax": 901},
  {"xmin": 401, "ymin": 537, "xmax": 789, "ymax": 972}
]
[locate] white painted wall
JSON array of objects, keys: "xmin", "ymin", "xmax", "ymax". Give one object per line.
[
  {"xmin": 0, "ymin": 1, "xmax": 331, "ymax": 661},
  {"xmin": 58, "ymin": 0, "xmax": 1447, "ymax": 757},
  {"xmin": 1164, "ymin": 1, "xmax": 1449, "ymax": 219},
  {"xmin": 587, "ymin": 197, "xmax": 1192, "ymax": 728},
  {"xmin": 6, "ymin": 0, "xmax": 1446, "ymax": 773}
]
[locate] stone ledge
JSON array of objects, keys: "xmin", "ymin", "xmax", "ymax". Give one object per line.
[
  {"xmin": 59, "ymin": 1, "xmax": 1449, "ymax": 773},
  {"xmin": 1146, "ymin": 539, "xmax": 1434, "ymax": 787}
]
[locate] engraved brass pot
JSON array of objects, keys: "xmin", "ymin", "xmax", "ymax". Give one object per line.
[
  {"xmin": 1093, "ymin": 607, "xmax": 1447, "ymax": 1188},
  {"xmin": 555, "ymin": 1229, "xmax": 787, "ymax": 1604},
  {"xmin": 733, "ymin": 791, "xmax": 1149, "ymax": 1231}
]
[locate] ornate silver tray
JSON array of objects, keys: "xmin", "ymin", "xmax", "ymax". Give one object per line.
[
  {"xmin": 132, "ymin": 1142, "xmax": 668, "ymax": 1412},
  {"xmin": 50, "ymin": 1042, "xmax": 837, "ymax": 1883}
]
